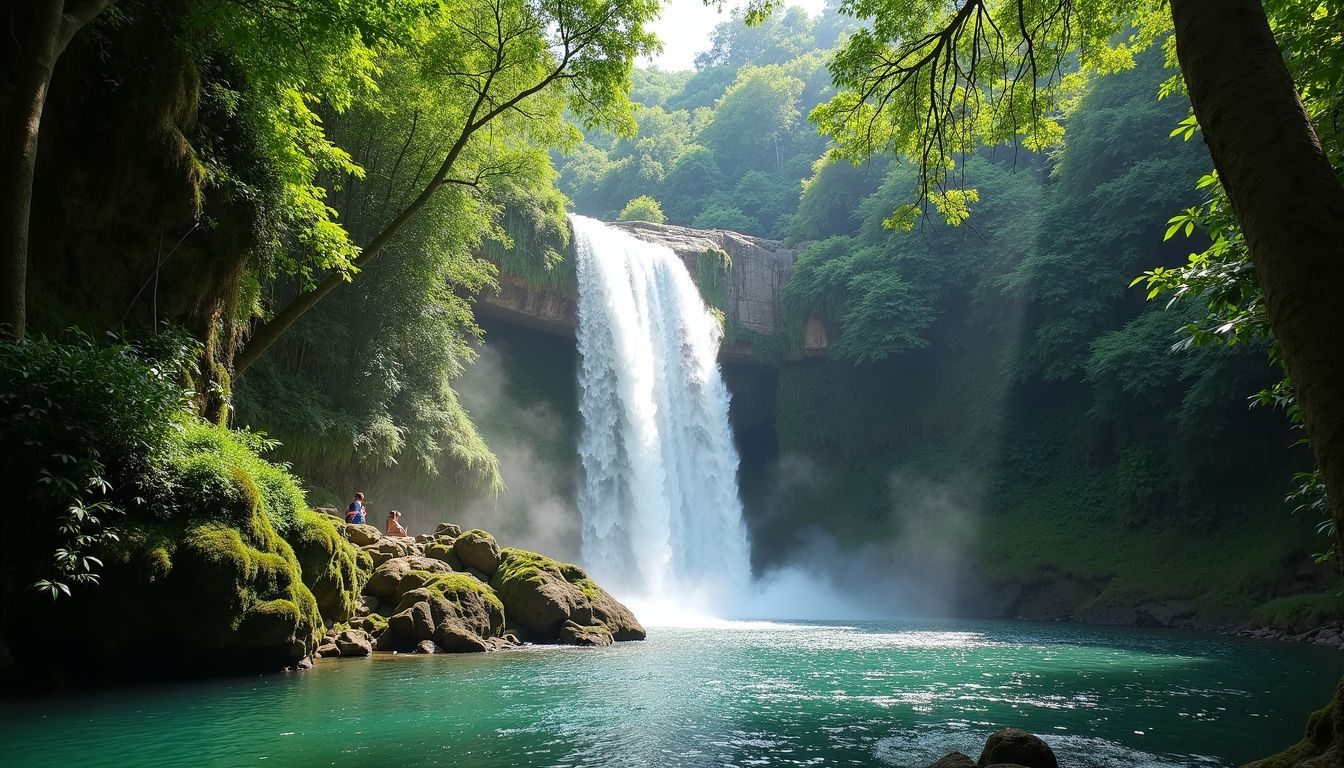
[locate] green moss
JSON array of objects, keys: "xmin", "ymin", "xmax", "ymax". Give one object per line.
[
  {"xmin": 360, "ymin": 614, "xmax": 389, "ymax": 634},
  {"xmin": 492, "ymin": 548, "xmax": 594, "ymax": 598}
]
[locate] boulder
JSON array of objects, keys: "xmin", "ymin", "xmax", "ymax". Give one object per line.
[
  {"xmin": 414, "ymin": 640, "xmax": 441, "ymax": 654},
  {"xmin": 381, "ymin": 601, "xmax": 436, "ymax": 649},
  {"xmin": 362, "ymin": 537, "xmax": 418, "ymax": 567},
  {"xmin": 378, "ymin": 574, "xmax": 506, "ymax": 653},
  {"xmin": 316, "ymin": 641, "xmax": 341, "ymax": 658},
  {"xmin": 360, "ymin": 594, "xmax": 380, "ymax": 614},
  {"xmin": 434, "ymin": 523, "xmax": 462, "ymax": 538},
  {"xmin": 453, "ymin": 530, "xmax": 502, "ymax": 576},
  {"xmin": 345, "ymin": 524, "xmax": 382, "ymax": 547},
  {"xmin": 424, "ymin": 540, "xmax": 458, "ymax": 564},
  {"xmin": 364, "ymin": 556, "xmax": 454, "ymax": 605},
  {"xmin": 334, "ymin": 629, "xmax": 374, "ymax": 657},
  {"xmin": 926, "ymin": 754, "xmax": 976, "ymax": 768},
  {"xmin": 489, "ymin": 548, "xmax": 645, "ymax": 645},
  {"xmin": 977, "ymin": 729, "xmax": 1057, "ymax": 768},
  {"xmin": 558, "ymin": 620, "xmax": 614, "ymax": 646}
]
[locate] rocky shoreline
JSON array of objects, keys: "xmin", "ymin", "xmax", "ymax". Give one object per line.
[
  {"xmin": 307, "ymin": 514, "xmax": 644, "ymax": 662},
  {"xmin": 1224, "ymin": 622, "xmax": 1344, "ymax": 648}
]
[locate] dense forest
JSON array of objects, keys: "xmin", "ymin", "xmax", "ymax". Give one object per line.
[{"xmin": 3, "ymin": 0, "xmax": 1344, "ymax": 764}]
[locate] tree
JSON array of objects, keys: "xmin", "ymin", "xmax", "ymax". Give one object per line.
[
  {"xmin": 1, "ymin": 0, "xmax": 114, "ymax": 341},
  {"xmin": 618, "ymin": 195, "xmax": 666, "ymax": 223},
  {"xmin": 700, "ymin": 65, "xmax": 804, "ymax": 177},
  {"xmin": 233, "ymin": 0, "xmax": 659, "ymax": 375}
]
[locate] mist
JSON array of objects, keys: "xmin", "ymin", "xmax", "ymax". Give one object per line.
[{"xmin": 455, "ymin": 342, "xmax": 583, "ymax": 561}]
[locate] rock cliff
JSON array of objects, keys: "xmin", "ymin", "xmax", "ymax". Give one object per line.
[{"xmin": 476, "ymin": 220, "xmax": 828, "ymax": 362}]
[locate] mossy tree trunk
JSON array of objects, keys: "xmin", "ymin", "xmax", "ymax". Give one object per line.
[
  {"xmin": 1169, "ymin": 0, "xmax": 1344, "ymax": 764},
  {"xmin": 0, "ymin": 0, "xmax": 112, "ymax": 341}
]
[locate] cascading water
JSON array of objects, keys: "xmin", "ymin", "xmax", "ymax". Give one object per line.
[{"xmin": 572, "ymin": 215, "xmax": 751, "ymax": 614}]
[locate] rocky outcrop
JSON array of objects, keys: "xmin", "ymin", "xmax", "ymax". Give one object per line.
[
  {"xmin": 378, "ymin": 574, "xmax": 507, "ymax": 653},
  {"xmin": 317, "ymin": 524, "xmax": 642, "ymax": 658},
  {"xmin": 489, "ymin": 548, "xmax": 646, "ymax": 645},
  {"xmin": 477, "ymin": 220, "xmax": 827, "ymax": 363}
]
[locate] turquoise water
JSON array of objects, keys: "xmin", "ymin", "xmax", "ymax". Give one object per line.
[{"xmin": 3, "ymin": 620, "xmax": 1339, "ymax": 767}]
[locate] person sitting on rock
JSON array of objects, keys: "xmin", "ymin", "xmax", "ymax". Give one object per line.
[
  {"xmin": 386, "ymin": 509, "xmax": 407, "ymax": 537},
  {"xmin": 346, "ymin": 492, "xmax": 366, "ymax": 525}
]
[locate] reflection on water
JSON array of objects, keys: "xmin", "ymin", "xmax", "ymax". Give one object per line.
[{"xmin": 0, "ymin": 620, "xmax": 1338, "ymax": 768}]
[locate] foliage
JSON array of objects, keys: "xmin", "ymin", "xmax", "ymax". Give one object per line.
[
  {"xmin": 618, "ymin": 195, "xmax": 667, "ymax": 223},
  {"xmin": 0, "ymin": 331, "xmax": 194, "ymax": 601}
]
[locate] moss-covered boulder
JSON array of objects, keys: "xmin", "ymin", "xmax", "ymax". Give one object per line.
[
  {"xmin": 286, "ymin": 510, "xmax": 370, "ymax": 623},
  {"xmin": 364, "ymin": 556, "xmax": 454, "ymax": 605},
  {"xmin": 9, "ymin": 423, "xmax": 328, "ymax": 680},
  {"xmin": 424, "ymin": 538, "xmax": 459, "ymax": 564},
  {"xmin": 489, "ymin": 548, "xmax": 645, "ymax": 645},
  {"xmin": 378, "ymin": 573, "xmax": 506, "ymax": 653},
  {"xmin": 453, "ymin": 529, "xmax": 502, "ymax": 576}
]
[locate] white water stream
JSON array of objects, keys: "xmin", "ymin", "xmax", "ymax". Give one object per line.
[{"xmin": 572, "ymin": 215, "xmax": 751, "ymax": 616}]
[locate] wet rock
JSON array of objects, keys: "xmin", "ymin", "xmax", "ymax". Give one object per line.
[
  {"xmin": 434, "ymin": 523, "xmax": 462, "ymax": 538},
  {"xmin": 414, "ymin": 640, "xmax": 441, "ymax": 654},
  {"xmin": 558, "ymin": 620, "xmax": 614, "ymax": 647},
  {"xmin": 316, "ymin": 641, "xmax": 341, "ymax": 658},
  {"xmin": 362, "ymin": 537, "xmax": 417, "ymax": 567},
  {"xmin": 977, "ymin": 728, "xmax": 1057, "ymax": 768}
]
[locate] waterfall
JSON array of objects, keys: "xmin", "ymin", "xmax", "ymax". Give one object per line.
[{"xmin": 572, "ymin": 215, "xmax": 751, "ymax": 610}]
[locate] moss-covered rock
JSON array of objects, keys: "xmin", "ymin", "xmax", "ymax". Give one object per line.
[
  {"xmin": 4, "ymin": 420, "xmax": 340, "ymax": 683},
  {"xmin": 286, "ymin": 510, "xmax": 369, "ymax": 623},
  {"xmin": 490, "ymin": 548, "xmax": 644, "ymax": 644},
  {"xmin": 378, "ymin": 573, "xmax": 506, "ymax": 653},
  {"xmin": 453, "ymin": 529, "xmax": 502, "ymax": 576},
  {"xmin": 364, "ymin": 556, "xmax": 454, "ymax": 605}
]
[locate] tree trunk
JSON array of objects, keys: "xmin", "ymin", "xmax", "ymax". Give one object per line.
[
  {"xmin": 0, "ymin": 0, "xmax": 112, "ymax": 341},
  {"xmin": 1169, "ymin": 0, "xmax": 1344, "ymax": 763},
  {"xmin": 0, "ymin": 1, "xmax": 65, "ymax": 342}
]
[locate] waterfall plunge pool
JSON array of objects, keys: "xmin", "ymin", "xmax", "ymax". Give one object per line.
[{"xmin": 4, "ymin": 619, "xmax": 1338, "ymax": 767}]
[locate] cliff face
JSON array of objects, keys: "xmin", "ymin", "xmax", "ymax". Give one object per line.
[{"xmin": 476, "ymin": 219, "xmax": 827, "ymax": 363}]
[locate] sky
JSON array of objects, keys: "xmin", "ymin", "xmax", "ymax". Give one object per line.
[{"xmin": 644, "ymin": 0, "xmax": 827, "ymax": 71}]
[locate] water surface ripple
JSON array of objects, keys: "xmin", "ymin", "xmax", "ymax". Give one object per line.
[{"xmin": 2, "ymin": 620, "xmax": 1337, "ymax": 767}]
